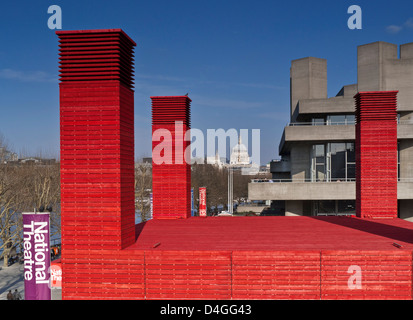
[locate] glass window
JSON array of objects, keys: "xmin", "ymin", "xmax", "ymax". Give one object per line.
[
  {"xmin": 312, "ymin": 143, "xmax": 355, "ymax": 182},
  {"xmin": 314, "ymin": 200, "xmax": 356, "ymax": 216},
  {"xmin": 314, "ymin": 145, "xmax": 325, "ymax": 157},
  {"xmin": 347, "ymin": 164, "xmax": 356, "ymax": 180},
  {"xmin": 317, "ymin": 200, "xmax": 336, "ymax": 214},
  {"xmin": 330, "ymin": 143, "xmax": 346, "ymax": 181},
  {"xmin": 346, "ymin": 115, "xmax": 355, "ymax": 125},
  {"xmin": 312, "ymin": 145, "xmax": 326, "ymax": 182},
  {"xmin": 327, "ymin": 115, "xmax": 346, "ymax": 125},
  {"xmin": 337, "ymin": 200, "xmax": 356, "ymax": 214},
  {"xmin": 312, "ymin": 118, "xmax": 325, "ymax": 126},
  {"xmin": 346, "ymin": 143, "xmax": 355, "ymax": 163},
  {"xmin": 326, "ymin": 114, "xmax": 355, "ymax": 125}
]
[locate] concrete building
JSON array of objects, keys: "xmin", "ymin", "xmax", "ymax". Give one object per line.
[{"xmin": 248, "ymin": 41, "xmax": 413, "ymax": 220}]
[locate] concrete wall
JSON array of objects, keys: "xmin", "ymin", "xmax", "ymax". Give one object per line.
[
  {"xmin": 248, "ymin": 182, "xmax": 355, "ymax": 201},
  {"xmin": 249, "ymin": 181, "xmax": 412, "ymax": 201},
  {"xmin": 295, "ymin": 96, "xmax": 354, "ymax": 121},
  {"xmin": 290, "ymin": 143, "xmax": 311, "ymax": 181},
  {"xmin": 358, "ymin": 41, "xmax": 413, "ymax": 112},
  {"xmin": 285, "ymin": 200, "xmax": 303, "ymax": 216},
  {"xmin": 237, "ymin": 205, "xmax": 267, "ymax": 214},
  {"xmin": 290, "ymin": 57, "xmax": 327, "ymax": 119}
]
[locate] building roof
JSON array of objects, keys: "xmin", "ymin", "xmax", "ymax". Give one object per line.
[{"xmin": 127, "ymin": 216, "xmax": 413, "ymax": 251}]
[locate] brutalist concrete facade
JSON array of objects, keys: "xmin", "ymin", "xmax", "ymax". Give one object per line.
[{"xmin": 249, "ymin": 41, "xmax": 413, "ymax": 220}]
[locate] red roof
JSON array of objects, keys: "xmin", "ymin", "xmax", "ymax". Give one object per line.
[{"xmin": 127, "ymin": 216, "xmax": 413, "ymax": 251}]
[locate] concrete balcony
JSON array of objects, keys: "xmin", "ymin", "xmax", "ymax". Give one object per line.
[
  {"xmin": 248, "ymin": 180, "xmax": 413, "ymax": 201},
  {"xmin": 279, "ymin": 125, "xmax": 355, "ymax": 153},
  {"xmin": 249, "ymin": 181, "xmax": 355, "ymax": 201},
  {"xmin": 293, "ymin": 97, "xmax": 355, "ymax": 122},
  {"xmin": 279, "ymin": 122, "xmax": 413, "ymax": 153}
]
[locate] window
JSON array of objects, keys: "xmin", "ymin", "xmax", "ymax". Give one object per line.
[
  {"xmin": 311, "ymin": 145, "xmax": 326, "ymax": 182},
  {"xmin": 327, "ymin": 115, "xmax": 346, "ymax": 125},
  {"xmin": 313, "ymin": 200, "xmax": 356, "ymax": 216},
  {"xmin": 312, "ymin": 143, "xmax": 355, "ymax": 182},
  {"xmin": 312, "ymin": 118, "xmax": 325, "ymax": 126},
  {"xmin": 327, "ymin": 114, "xmax": 356, "ymax": 125}
]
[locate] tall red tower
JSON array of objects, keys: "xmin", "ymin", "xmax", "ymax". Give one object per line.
[
  {"xmin": 355, "ymin": 91, "xmax": 398, "ymax": 219},
  {"xmin": 151, "ymin": 96, "xmax": 191, "ymax": 219}
]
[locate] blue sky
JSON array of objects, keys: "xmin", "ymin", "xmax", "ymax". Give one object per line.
[{"xmin": 0, "ymin": 0, "xmax": 413, "ymax": 164}]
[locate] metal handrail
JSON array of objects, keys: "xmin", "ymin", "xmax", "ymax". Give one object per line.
[
  {"xmin": 288, "ymin": 121, "xmax": 355, "ymax": 126},
  {"xmin": 251, "ymin": 178, "xmax": 356, "ymax": 183},
  {"xmin": 251, "ymin": 178, "xmax": 413, "ymax": 183},
  {"xmin": 287, "ymin": 119, "xmax": 413, "ymax": 127}
]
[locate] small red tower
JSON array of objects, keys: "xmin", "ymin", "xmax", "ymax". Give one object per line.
[
  {"xmin": 355, "ymin": 91, "xmax": 398, "ymax": 219},
  {"xmin": 151, "ymin": 96, "xmax": 191, "ymax": 219}
]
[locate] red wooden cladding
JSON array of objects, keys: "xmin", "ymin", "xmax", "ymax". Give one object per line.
[
  {"xmin": 56, "ymin": 29, "xmax": 136, "ymax": 88},
  {"xmin": 151, "ymin": 96, "xmax": 191, "ymax": 219},
  {"xmin": 321, "ymin": 251, "xmax": 412, "ymax": 300},
  {"xmin": 355, "ymin": 91, "xmax": 398, "ymax": 219},
  {"xmin": 145, "ymin": 251, "xmax": 232, "ymax": 300},
  {"xmin": 61, "ymin": 248, "xmax": 413, "ymax": 300},
  {"xmin": 58, "ymin": 31, "xmax": 411, "ymax": 300},
  {"xmin": 232, "ymin": 251, "xmax": 321, "ymax": 300},
  {"xmin": 58, "ymin": 30, "xmax": 137, "ymax": 300}
]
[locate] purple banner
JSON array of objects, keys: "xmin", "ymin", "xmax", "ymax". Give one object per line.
[{"xmin": 23, "ymin": 213, "xmax": 51, "ymax": 300}]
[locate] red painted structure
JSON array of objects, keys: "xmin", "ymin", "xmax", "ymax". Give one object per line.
[
  {"xmin": 57, "ymin": 29, "xmax": 141, "ymax": 299},
  {"xmin": 57, "ymin": 30, "xmax": 412, "ymax": 300},
  {"xmin": 151, "ymin": 96, "xmax": 191, "ymax": 219},
  {"xmin": 355, "ymin": 91, "xmax": 398, "ymax": 219},
  {"xmin": 128, "ymin": 217, "xmax": 413, "ymax": 300}
]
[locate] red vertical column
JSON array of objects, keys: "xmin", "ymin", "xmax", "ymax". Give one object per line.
[
  {"xmin": 57, "ymin": 29, "xmax": 136, "ymax": 250},
  {"xmin": 151, "ymin": 96, "xmax": 191, "ymax": 219},
  {"xmin": 355, "ymin": 91, "xmax": 398, "ymax": 219}
]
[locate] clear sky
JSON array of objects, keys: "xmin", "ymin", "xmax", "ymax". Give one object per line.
[{"xmin": 0, "ymin": 0, "xmax": 413, "ymax": 164}]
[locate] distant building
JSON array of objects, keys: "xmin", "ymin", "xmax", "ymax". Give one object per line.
[
  {"xmin": 0, "ymin": 147, "xmax": 18, "ymax": 163},
  {"xmin": 230, "ymin": 137, "xmax": 250, "ymax": 165},
  {"xmin": 206, "ymin": 150, "xmax": 227, "ymax": 168},
  {"xmin": 19, "ymin": 157, "xmax": 56, "ymax": 165},
  {"xmin": 249, "ymin": 41, "xmax": 413, "ymax": 220}
]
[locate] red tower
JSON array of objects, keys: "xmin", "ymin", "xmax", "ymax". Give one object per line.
[
  {"xmin": 355, "ymin": 91, "xmax": 398, "ymax": 219},
  {"xmin": 151, "ymin": 96, "xmax": 191, "ymax": 219},
  {"xmin": 58, "ymin": 30, "xmax": 145, "ymax": 299}
]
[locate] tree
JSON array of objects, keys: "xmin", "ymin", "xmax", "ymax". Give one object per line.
[
  {"xmin": 191, "ymin": 163, "xmax": 227, "ymax": 214},
  {"xmin": 135, "ymin": 161, "xmax": 152, "ymax": 222},
  {"xmin": 0, "ymin": 165, "xmax": 24, "ymax": 267},
  {"xmin": 19, "ymin": 162, "xmax": 61, "ymax": 237}
]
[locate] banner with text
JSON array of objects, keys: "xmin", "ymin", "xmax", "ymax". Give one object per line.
[
  {"xmin": 199, "ymin": 187, "xmax": 207, "ymax": 217},
  {"xmin": 23, "ymin": 212, "xmax": 51, "ymax": 300}
]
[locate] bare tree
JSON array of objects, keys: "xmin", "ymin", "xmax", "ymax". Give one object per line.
[
  {"xmin": 135, "ymin": 161, "xmax": 152, "ymax": 223},
  {"xmin": 19, "ymin": 163, "xmax": 61, "ymax": 237},
  {"xmin": 0, "ymin": 165, "xmax": 24, "ymax": 267}
]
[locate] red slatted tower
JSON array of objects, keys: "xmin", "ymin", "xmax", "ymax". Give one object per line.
[
  {"xmin": 57, "ymin": 30, "xmax": 143, "ymax": 299},
  {"xmin": 151, "ymin": 96, "xmax": 191, "ymax": 219},
  {"xmin": 355, "ymin": 91, "xmax": 398, "ymax": 219}
]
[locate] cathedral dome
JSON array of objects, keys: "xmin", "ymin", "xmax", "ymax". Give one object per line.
[{"xmin": 230, "ymin": 137, "xmax": 250, "ymax": 165}]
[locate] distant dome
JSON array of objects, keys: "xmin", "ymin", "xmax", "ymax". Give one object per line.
[{"xmin": 230, "ymin": 137, "xmax": 250, "ymax": 165}]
